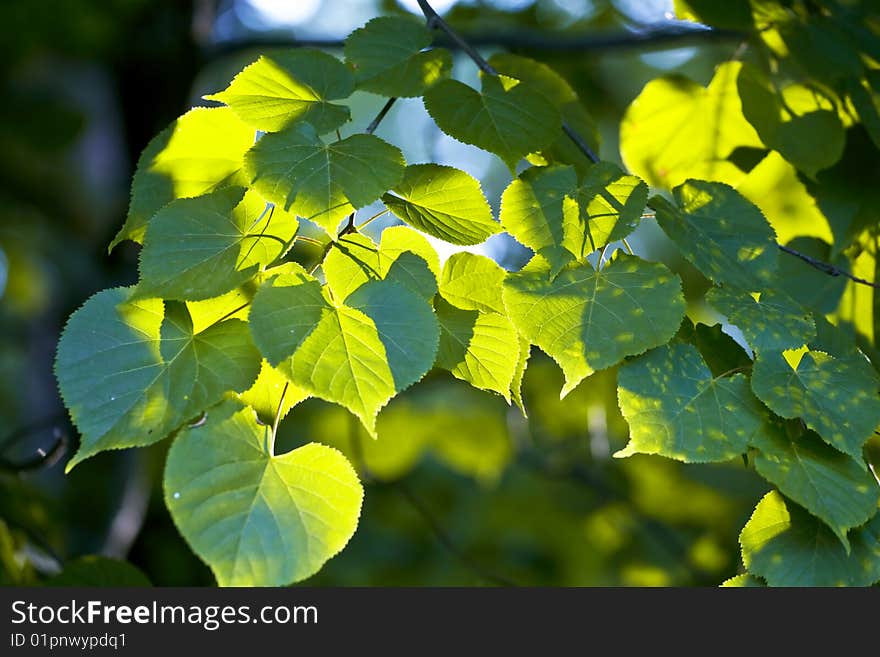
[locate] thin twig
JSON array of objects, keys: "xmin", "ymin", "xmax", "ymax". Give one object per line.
[
  {"xmin": 777, "ymin": 244, "xmax": 880, "ymax": 289},
  {"xmin": 366, "ymin": 97, "xmax": 397, "ymax": 135},
  {"xmin": 357, "ymin": 208, "xmax": 390, "ymax": 230}
]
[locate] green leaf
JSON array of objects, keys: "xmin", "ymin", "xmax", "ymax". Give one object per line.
[
  {"xmin": 620, "ymin": 62, "xmax": 762, "ymax": 189},
  {"xmin": 751, "ymin": 348, "xmax": 880, "ymax": 460},
  {"xmin": 674, "ymin": 0, "xmax": 754, "ymax": 29},
  {"xmin": 46, "ymin": 556, "xmax": 152, "ymax": 587},
  {"xmin": 249, "ymin": 266, "xmax": 439, "ymax": 436},
  {"xmin": 486, "ymin": 54, "xmax": 599, "ymax": 173},
  {"xmin": 164, "ymin": 399, "xmax": 362, "ymax": 586},
  {"xmin": 740, "ymin": 491, "xmax": 880, "ymax": 586},
  {"xmin": 751, "ymin": 421, "xmax": 880, "ymax": 548},
  {"xmin": 719, "ymin": 574, "xmax": 765, "ymax": 587},
  {"xmin": 510, "ymin": 336, "xmax": 531, "ymax": 415},
  {"xmin": 244, "ymin": 123, "xmax": 405, "ymax": 235},
  {"xmin": 55, "ymin": 289, "xmax": 261, "ymax": 470},
  {"xmin": 439, "ymin": 252, "xmax": 506, "ymax": 315},
  {"xmin": 137, "ymin": 187, "xmax": 297, "ymax": 301},
  {"xmin": 577, "ymin": 162, "xmax": 648, "ymax": 247},
  {"xmin": 344, "ymin": 16, "xmax": 451, "ymax": 97},
  {"xmin": 323, "ymin": 226, "xmax": 439, "ymax": 302},
  {"xmin": 488, "ymin": 53, "xmax": 577, "ymax": 106},
  {"xmin": 650, "ymin": 180, "xmax": 778, "ymax": 290},
  {"xmin": 424, "ymin": 75, "xmax": 561, "ymax": 172},
  {"xmin": 238, "ymin": 360, "xmax": 309, "ymax": 425},
  {"xmin": 616, "ymin": 342, "xmax": 765, "ymax": 463},
  {"xmin": 205, "ymin": 49, "xmax": 354, "ymax": 133},
  {"xmin": 676, "ymin": 319, "xmax": 753, "ymax": 377},
  {"xmin": 111, "ymin": 107, "xmax": 254, "ymax": 249},
  {"xmin": 705, "ymin": 287, "xmax": 815, "ymax": 353},
  {"xmin": 502, "ymin": 254, "xmax": 685, "ymax": 396},
  {"xmin": 779, "ymin": 16, "xmax": 864, "ymax": 87},
  {"xmin": 435, "ymin": 297, "xmax": 518, "ymax": 400},
  {"xmin": 382, "ymin": 164, "xmax": 499, "ymax": 245},
  {"xmin": 737, "ymin": 64, "xmax": 844, "ymax": 176},
  {"xmin": 500, "ymin": 164, "xmax": 584, "ymax": 276}
]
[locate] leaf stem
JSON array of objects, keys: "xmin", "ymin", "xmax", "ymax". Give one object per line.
[
  {"xmin": 294, "ymin": 235, "xmax": 324, "ymax": 247},
  {"xmin": 777, "ymin": 244, "xmax": 880, "ymax": 289},
  {"xmin": 366, "ymin": 97, "xmax": 397, "ymax": 135},
  {"xmin": 357, "ymin": 208, "xmax": 390, "ymax": 230},
  {"xmin": 269, "ymin": 382, "xmax": 289, "ymax": 457}
]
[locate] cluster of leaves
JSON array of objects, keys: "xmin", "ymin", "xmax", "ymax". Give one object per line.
[{"xmin": 54, "ymin": 2, "xmax": 880, "ymax": 586}]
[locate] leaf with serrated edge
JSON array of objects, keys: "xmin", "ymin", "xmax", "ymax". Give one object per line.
[
  {"xmin": 751, "ymin": 421, "xmax": 879, "ymax": 549},
  {"xmin": 502, "ymin": 254, "xmax": 685, "ymax": 396},
  {"xmin": 500, "ymin": 165, "xmax": 582, "ymax": 276},
  {"xmin": 137, "ymin": 187, "xmax": 297, "ymax": 301},
  {"xmin": 719, "ymin": 574, "xmax": 765, "ymax": 587},
  {"xmin": 205, "ymin": 49, "xmax": 354, "ymax": 133},
  {"xmin": 435, "ymin": 297, "xmax": 518, "ymax": 400},
  {"xmin": 650, "ymin": 180, "xmax": 778, "ymax": 290},
  {"xmin": 439, "ymin": 252, "xmax": 506, "ymax": 315},
  {"xmin": 382, "ymin": 164, "xmax": 498, "ymax": 245},
  {"xmin": 55, "ymin": 289, "xmax": 260, "ymax": 470},
  {"xmin": 578, "ymin": 162, "xmax": 648, "ymax": 247},
  {"xmin": 751, "ymin": 348, "xmax": 880, "ymax": 460},
  {"xmin": 249, "ymin": 266, "xmax": 439, "ymax": 435},
  {"xmin": 245, "ymin": 123, "xmax": 405, "ymax": 235},
  {"xmin": 706, "ymin": 286, "xmax": 815, "ymax": 353},
  {"xmin": 164, "ymin": 399, "xmax": 362, "ymax": 586},
  {"xmin": 323, "ymin": 227, "xmax": 439, "ymax": 302},
  {"xmin": 740, "ymin": 491, "xmax": 880, "ymax": 586},
  {"xmin": 111, "ymin": 107, "xmax": 254, "ymax": 249},
  {"xmin": 344, "ymin": 16, "xmax": 451, "ymax": 97},
  {"xmin": 616, "ymin": 342, "xmax": 764, "ymax": 462},
  {"xmin": 424, "ymin": 75, "xmax": 561, "ymax": 172}
]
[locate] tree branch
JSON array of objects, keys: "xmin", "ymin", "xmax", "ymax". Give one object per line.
[
  {"xmin": 208, "ymin": 24, "xmax": 744, "ymax": 58},
  {"xmin": 777, "ymin": 244, "xmax": 880, "ymax": 289}
]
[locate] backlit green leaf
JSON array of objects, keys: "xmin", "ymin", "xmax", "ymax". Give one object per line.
[
  {"xmin": 738, "ymin": 64, "xmax": 844, "ymax": 176},
  {"xmin": 55, "ymin": 289, "xmax": 260, "ymax": 470},
  {"xmin": 439, "ymin": 252, "xmax": 506, "ymax": 315},
  {"xmin": 500, "ymin": 164, "xmax": 582, "ymax": 276},
  {"xmin": 577, "ymin": 162, "xmax": 648, "ymax": 247},
  {"xmin": 238, "ymin": 359, "xmax": 309, "ymax": 425},
  {"xmin": 137, "ymin": 187, "xmax": 297, "ymax": 301},
  {"xmin": 249, "ymin": 266, "xmax": 439, "ymax": 436},
  {"xmin": 616, "ymin": 342, "xmax": 764, "ymax": 462},
  {"xmin": 719, "ymin": 574, "xmax": 765, "ymax": 587},
  {"xmin": 322, "ymin": 226, "xmax": 439, "ymax": 302},
  {"xmin": 111, "ymin": 107, "xmax": 254, "ymax": 249},
  {"xmin": 751, "ymin": 348, "xmax": 880, "ymax": 460},
  {"xmin": 435, "ymin": 297, "xmax": 518, "ymax": 400},
  {"xmin": 244, "ymin": 123, "xmax": 405, "ymax": 235},
  {"xmin": 205, "ymin": 49, "xmax": 354, "ymax": 133},
  {"xmin": 165, "ymin": 399, "xmax": 363, "ymax": 586},
  {"xmin": 424, "ymin": 75, "xmax": 561, "ymax": 171},
  {"xmin": 740, "ymin": 491, "xmax": 880, "ymax": 586},
  {"xmin": 650, "ymin": 180, "xmax": 778, "ymax": 290},
  {"xmin": 344, "ymin": 16, "xmax": 451, "ymax": 97},
  {"xmin": 621, "ymin": 62, "xmax": 761, "ymax": 189},
  {"xmin": 382, "ymin": 164, "xmax": 499, "ymax": 245},
  {"xmin": 502, "ymin": 254, "xmax": 685, "ymax": 396}
]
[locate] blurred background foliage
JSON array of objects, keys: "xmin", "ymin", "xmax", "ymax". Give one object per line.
[{"xmin": 0, "ymin": 0, "xmax": 872, "ymax": 586}]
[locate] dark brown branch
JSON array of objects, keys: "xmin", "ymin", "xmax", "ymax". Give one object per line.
[
  {"xmin": 208, "ymin": 25, "xmax": 744, "ymax": 58},
  {"xmin": 0, "ymin": 429, "xmax": 67, "ymax": 473},
  {"xmin": 778, "ymin": 244, "xmax": 880, "ymax": 289}
]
